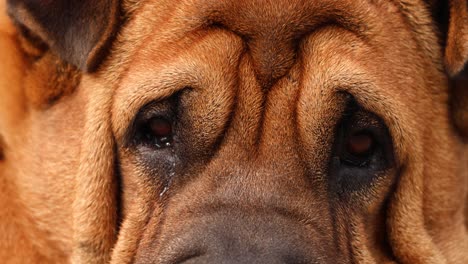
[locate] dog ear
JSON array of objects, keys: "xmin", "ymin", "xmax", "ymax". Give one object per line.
[
  {"xmin": 442, "ymin": 0, "xmax": 468, "ymax": 137},
  {"xmin": 7, "ymin": 0, "xmax": 119, "ymax": 72},
  {"xmin": 428, "ymin": 0, "xmax": 468, "ymax": 76},
  {"xmin": 429, "ymin": 0, "xmax": 468, "ymax": 137},
  {"xmin": 451, "ymin": 70, "xmax": 468, "ymax": 137},
  {"xmin": 444, "ymin": 0, "xmax": 468, "ymax": 76}
]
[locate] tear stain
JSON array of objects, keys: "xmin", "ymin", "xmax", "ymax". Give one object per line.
[
  {"xmin": 160, "ymin": 147, "xmax": 177, "ymax": 197},
  {"xmin": 159, "ymin": 186, "xmax": 169, "ymax": 197}
]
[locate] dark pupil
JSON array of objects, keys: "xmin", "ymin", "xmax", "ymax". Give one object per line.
[
  {"xmin": 150, "ymin": 118, "xmax": 172, "ymax": 137},
  {"xmin": 148, "ymin": 117, "xmax": 173, "ymax": 148},
  {"xmin": 346, "ymin": 132, "xmax": 373, "ymax": 156}
]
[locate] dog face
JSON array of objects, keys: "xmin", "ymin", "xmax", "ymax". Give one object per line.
[{"xmin": 1, "ymin": 0, "xmax": 467, "ymax": 263}]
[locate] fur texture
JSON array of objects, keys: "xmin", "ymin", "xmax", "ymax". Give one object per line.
[{"xmin": 0, "ymin": 0, "xmax": 467, "ymax": 263}]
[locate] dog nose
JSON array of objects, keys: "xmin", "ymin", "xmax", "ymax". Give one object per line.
[
  {"xmin": 154, "ymin": 212, "xmax": 322, "ymax": 264},
  {"xmin": 178, "ymin": 252, "xmax": 313, "ymax": 264}
]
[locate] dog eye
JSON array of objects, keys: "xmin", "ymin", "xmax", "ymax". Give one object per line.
[
  {"xmin": 329, "ymin": 99, "xmax": 394, "ymax": 193},
  {"xmin": 143, "ymin": 117, "xmax": 174, "ymax": 148},
  {"xmin": 342, "ymin": 130, "xmax": 375, "ymax": 166},
  {"xmin": 131, "ymin": 99, "xmax": 177, "ymax": 150}
]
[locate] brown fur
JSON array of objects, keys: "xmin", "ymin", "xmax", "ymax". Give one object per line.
[{"xmin": 0, "ymin": 0, "xmax": 467, "ymax": 263}]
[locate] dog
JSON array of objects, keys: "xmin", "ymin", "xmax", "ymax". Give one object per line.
[{"xmin": 0, "ymin": 0, "xmax": 467, "ymax": 263}]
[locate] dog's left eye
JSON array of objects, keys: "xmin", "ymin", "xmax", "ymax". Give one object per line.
[
  {"xmin": 343, "ymin": 130, "xmax": 375, "ymax": 166},
  {"xmin": 329, "ymin": 99, "xmax": 394, "ymax": 193}
]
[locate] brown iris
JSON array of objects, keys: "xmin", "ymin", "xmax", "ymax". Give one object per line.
[
  {"xmin": 147, "ymin": 117, "xmax": 173, "ymax": 148},
  {"xmin": 149, "ymin": 117, "xmax": 172, "ymax": 137},
  {"xmin": 346, "ymin": 131, "xmax": 374, "ymax": 157}
]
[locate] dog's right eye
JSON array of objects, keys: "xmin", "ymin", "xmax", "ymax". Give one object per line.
[{"xmin": 131, "ymin": 98, "xmax": 178, "ymax": 150}]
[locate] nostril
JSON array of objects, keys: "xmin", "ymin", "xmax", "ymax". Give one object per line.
[
  {"xmin": 161, "ymin": 245, "xmax": 317, "ymax": 264},
  {"xmin": 150, "ymin": 212, "xmax": 324, "ymax": 264}
]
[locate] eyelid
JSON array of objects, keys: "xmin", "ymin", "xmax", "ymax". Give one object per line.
[
  {"xmin": 112, "ymin": 84, "xmax": 190, "ymax": 144},
  {"xmin": 337, "ymin": 94, "xmax": 387, "ymax": 136},
  {"xmin": 138, "ymin": 101, "xmax": 175, "ymax": 121},
  {"xmin": 124, "ymin": 96, "xmax": 179, "ymax": 148},
  {"xmin": 137, "ymin": 88, "xmax": 189, "ymax": 120}
]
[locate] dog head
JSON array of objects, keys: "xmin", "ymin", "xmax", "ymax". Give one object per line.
[{"xmin": 1, "ymin": 0, "xmax": 467, "ymax": 263}]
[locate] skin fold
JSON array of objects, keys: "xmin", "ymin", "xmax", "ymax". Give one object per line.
[{"xmin": 0, "ymin": 0, "xmax": 467, "ymax": 263}]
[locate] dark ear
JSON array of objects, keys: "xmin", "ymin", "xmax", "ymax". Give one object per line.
[
  {"xmin": 7, "ymin": 0, "xmax": 119, "ymax": 72},
  {"xmin": 451, "ymin": 70, "xmax": 468, "ymax": 138},
  {"xmin": 445, "ymin": 0, "xmax": 468, "ymax": 76},
  {"xmin": 444, "ymin": 0, "xmax": 468, "ymax": 137},
  {"xmin": 430, "ymin": 0, "xmax": 468, "ymax": 76},
  {"xmin": 430, "ymin": 0, "xmax": 468, "ymax": 137}
]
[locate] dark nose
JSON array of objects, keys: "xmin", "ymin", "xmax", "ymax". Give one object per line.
[{"xmin": 155, "ymin": 212, "xmax": 321, "ymax": 264}]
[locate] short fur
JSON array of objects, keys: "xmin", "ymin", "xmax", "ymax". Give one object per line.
[{"xmin": 0, "ymin": 0, "xmax": 467, "ymax": 263}]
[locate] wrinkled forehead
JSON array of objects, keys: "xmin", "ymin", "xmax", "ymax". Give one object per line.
[
  {"xmin": 128, "ymin": 0, "xmax": 371, "ymax": 34},
  {"xmin": 107, "ymin": 0, "xmax": 442, "ymax": 158},
  {"xmin": 113, "ymin": 0, "xmax": 383, "ymax": 75},
  {"xmin": 109, "ymin": 0, "xmax": 439, "ymax": 85}
]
